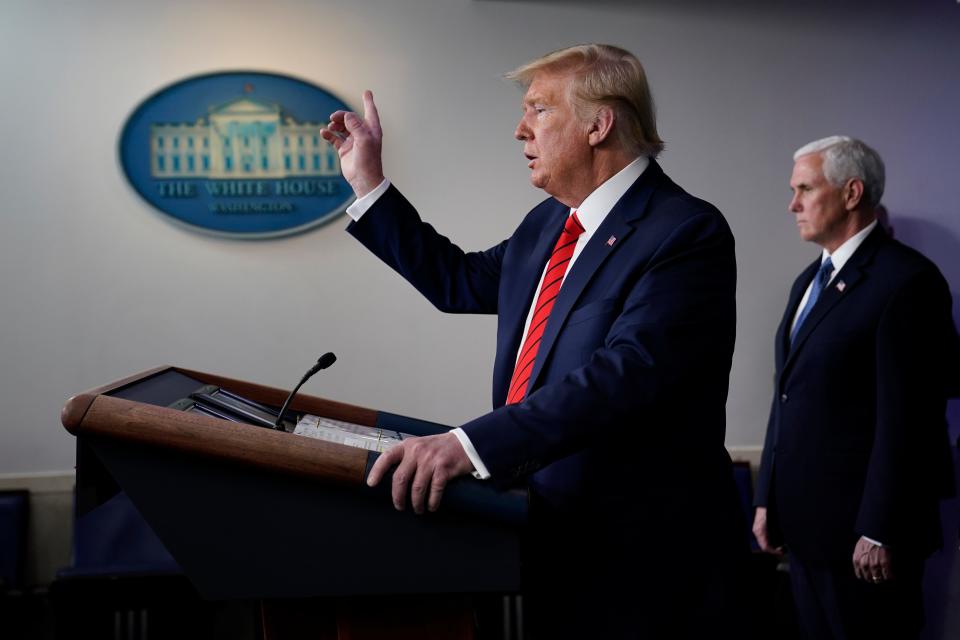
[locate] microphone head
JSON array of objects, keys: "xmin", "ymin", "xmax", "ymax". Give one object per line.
[{"xmin": 316, "ymin": 352, "xmax": 337, "ymax": 370}]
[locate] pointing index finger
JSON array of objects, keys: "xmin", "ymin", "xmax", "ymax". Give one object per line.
[{"xmin": 362, "ymin": 90, "xmax": 381, "ymax": 134}]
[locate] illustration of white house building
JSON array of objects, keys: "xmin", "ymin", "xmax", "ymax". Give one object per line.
[{"xmin": 150, "ymin": 97, "xmax": 339, "ymax": 179}]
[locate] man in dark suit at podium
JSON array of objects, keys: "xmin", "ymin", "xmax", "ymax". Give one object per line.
[
  {"xmin": 322, "ymin": 44, "xmax": 749, "ymax": 637},
  {"xmin": 753, "ymin": 136, "xmax": 957, "ymax": 639}
]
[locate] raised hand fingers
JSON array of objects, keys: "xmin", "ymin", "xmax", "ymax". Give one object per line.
[
  {"xmin": 321, "ymin": 111, "xmax": 352, "ymax": 142},
  {"xmin": 328, "ymin": 110, "xmax": 353, "ymax": 127},
  {"xmin": 320, "ymin": 127, "xmax": 347, "ymax": 150},
  {"xmin": 362, "ymin": 90, "xmax": 381, "ymax": 136},
  {"xmin": 327, "ymin": 92, "xmax": 381, "ymax": 140},
  {"xmin": 320, "ymin": 116, "xmax": 349, "ymax": 151},
  {"xmin": 326, "ymin": 111, "xmax": 349, "ymax": 133}
]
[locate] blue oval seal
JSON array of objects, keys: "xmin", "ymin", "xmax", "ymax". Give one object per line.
[{"xmin": 119, "ymin": 71, "xmax": 353, "ymax": 239}]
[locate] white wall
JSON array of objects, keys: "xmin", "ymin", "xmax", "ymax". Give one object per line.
[{"xmin": 2, "ymin": 0, "xmax": 959, "ymax": 474}]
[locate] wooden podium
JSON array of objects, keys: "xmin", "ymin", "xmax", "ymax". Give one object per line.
[{"xmin": 60, "ymin": 366, "xmax": 527, "ymax": 639}]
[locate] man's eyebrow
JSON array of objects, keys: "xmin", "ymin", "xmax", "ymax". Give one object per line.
[{"xmin": 523, "ymin": 93, "xmax": 548, "ymax": 105}]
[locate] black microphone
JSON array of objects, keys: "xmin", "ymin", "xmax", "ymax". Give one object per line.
[{"xmin": 274, "ymin": 352, "xmax": 337, "ymax": 430}]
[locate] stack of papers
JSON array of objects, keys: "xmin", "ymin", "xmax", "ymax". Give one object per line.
[{"xmin": 293, "ymin": 414, "xmax": 408, "ymax": 453}]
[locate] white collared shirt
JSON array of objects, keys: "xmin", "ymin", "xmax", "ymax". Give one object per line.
[
  {"xmin": 346, "ymin": 157, "xmax": 650, "ymax": 479},
  {"xmin": 346, "ymin": 179, "xmax": 391, "ymax": 220},
  {"xmin": 464, "ymin": 157, "xmax": 649, "ymax": 477},
  {"xmin": 789, "ymin": 220, "xmax": 878, "ymax": 335},
  {"xmin": 512, "ymin": 156, "xmax": 649, "ymax": 365}
]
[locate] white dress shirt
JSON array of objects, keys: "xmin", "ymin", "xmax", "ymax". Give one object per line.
[
  {"xmin": 789, "ymin": 220, "xmax": 878, "ymax": 335},
  {"xmin": 346, "ymin": 156, "xmax": 650, "ymax": 479}
]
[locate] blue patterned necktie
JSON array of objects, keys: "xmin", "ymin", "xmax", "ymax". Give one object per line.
[{"xmin": 790, "ymin": 257, "xmax": 834, "ymax": 346}]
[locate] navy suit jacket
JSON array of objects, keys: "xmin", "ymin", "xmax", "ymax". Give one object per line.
[
  {"xmin": 348, "ymin": 161, "xmax": 744, "ymax": 551},
  {"xmin": 756, "ymin": 226, "xmax": 957, "ymax": 564}
]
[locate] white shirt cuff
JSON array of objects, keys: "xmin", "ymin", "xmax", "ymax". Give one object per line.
[
  {"xmin": 451, "ymin": 428, "xmax": 491, "ymax": 480},
  {"xmin": 345, "ymin": 178, "xmax": 391, "ymax": 221},
  {"xmin": 863, "ymin": 536, "xmax": 885, "ymax": 547}
]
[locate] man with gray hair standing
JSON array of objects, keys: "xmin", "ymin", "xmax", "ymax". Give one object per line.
[{"xmin": 754, "ymin": 136, "xmax": 957, "ymax": 638}]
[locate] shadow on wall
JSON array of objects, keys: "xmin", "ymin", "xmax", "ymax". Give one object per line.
[
  {"xmin": 891, "ymin": 214, "xmax": 960, "ymax": 640},
  {"xmin": 892, "ymin": 216, "xmax": 960, "ymax": 327}
]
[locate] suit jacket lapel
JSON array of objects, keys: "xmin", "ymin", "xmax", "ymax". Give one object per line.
[
  {"xmin": 494, "ymin": 206, "xmax": 568, "ymax": 405},
  {"xmin": 526, "ymin": 163, "xmax": 661, "ymax": 394},
  {"xmin": 783, "ymin": 226, "xmax": 885, "ymax": 371},
  {"xmin": 776, "ymin": 260, "xmax": 819, "ymax": 372}
]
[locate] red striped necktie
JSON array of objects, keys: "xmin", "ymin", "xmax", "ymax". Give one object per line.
[{"xmin": 506, "ymin": 212, "xmax": 585, "ymax": 405}]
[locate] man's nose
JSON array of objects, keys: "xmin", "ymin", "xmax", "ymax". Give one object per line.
[
  {"xmin": 515, "ymin": 119, "xmax": 530, "ymax": 141},
  {"xmin": 789, "ymin": 194, "xmax": 801, "ymax": 213}
]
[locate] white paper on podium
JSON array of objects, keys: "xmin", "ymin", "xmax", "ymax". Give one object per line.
[{"xmin": 293, "ymin": 414, "xmax": 410, "ymax": 453}]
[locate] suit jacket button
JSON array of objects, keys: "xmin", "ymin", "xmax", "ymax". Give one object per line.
[{"xmin": 780, "ymin": 393, "xmax": 788, "ymax": 403}]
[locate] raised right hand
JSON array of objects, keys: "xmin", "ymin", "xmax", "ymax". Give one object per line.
[{"xmin": 320, "ymin": 90, "xmax": 385, "ymax": 198}]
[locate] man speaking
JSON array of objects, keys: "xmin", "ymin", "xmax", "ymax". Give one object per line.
[{"xmin": 322, "ymin": 44, "xmax": 749, "ymax": 637}]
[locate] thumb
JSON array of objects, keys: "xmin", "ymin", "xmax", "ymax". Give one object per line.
[{"xmin": 343, "ymin": 112, "xmax": 365, "ymax": 134}]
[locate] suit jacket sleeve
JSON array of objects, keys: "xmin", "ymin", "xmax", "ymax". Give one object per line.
[
  {"xmin": 855, "ymin": 267, "xmax": 957, "ymax": 543},
  {"xmin": 755, "ymin": 396, "xmax": 778, "ymax": 507},
  {"xmin": 347, "ymin": 184, "xmax": 506, "ymax": 314}
]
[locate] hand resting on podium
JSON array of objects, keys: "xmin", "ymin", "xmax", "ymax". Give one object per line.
[{"xmin": 366, "ymin": 431, "xmax": 475, "ymax": 515}]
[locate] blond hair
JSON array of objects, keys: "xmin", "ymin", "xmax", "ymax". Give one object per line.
[{"xmin": 506, "ymin": 44, "xmax": 664, "ymax": 157}]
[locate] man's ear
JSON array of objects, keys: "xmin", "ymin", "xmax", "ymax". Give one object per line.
[
  {"xmin": 843, "ymin": 178, "xmax": 865, "ymax": 211},
  {"xmin": 587, "ymin": 105, "xmax": 615, "ymax": 147}
]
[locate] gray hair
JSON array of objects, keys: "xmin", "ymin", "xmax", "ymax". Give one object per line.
[
  {"xmin": 794, "ymin": 136, "xmax": 886, "ymax": 210},
  {"xmin": 506, "ymin": 44, "xmax": 664, "ymax": 158}
]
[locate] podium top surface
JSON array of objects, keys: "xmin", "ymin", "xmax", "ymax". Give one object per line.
[{"xmin": 62, "ymin": 366, "xmax": 528, "ymax": 525}]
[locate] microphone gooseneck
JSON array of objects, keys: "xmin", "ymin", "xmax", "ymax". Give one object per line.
[{"xmin": 274, "ymin": 352, "xmax": 337, "ymax": 430}]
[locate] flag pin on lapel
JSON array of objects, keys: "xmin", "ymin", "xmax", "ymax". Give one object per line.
[
  {"xmin": 606, "ymin": 235, "xmax": 617, "ymax": 246},
  {"xmin": 836, "ymin": 280, "xmax": 846, "ymax": 292}
]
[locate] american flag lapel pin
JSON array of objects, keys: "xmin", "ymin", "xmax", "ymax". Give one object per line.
[
  {"xmin": 606, "ymin": 235, "xmax": 617, "ymax": 246},
  {"xmin": 836, "ymin": 280, "xmax": 846, "ymax": 292}
]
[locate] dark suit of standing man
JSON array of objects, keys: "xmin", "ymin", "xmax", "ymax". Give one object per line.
[
  {"xmin": 754, "ymin": 136, "xmax": 957, "ymax": 639},
  {"xmin": 322, "ymin": 44, "xmax": 750, "ymax": 638}
]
